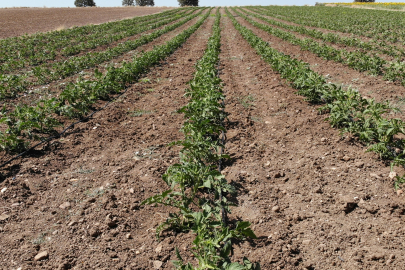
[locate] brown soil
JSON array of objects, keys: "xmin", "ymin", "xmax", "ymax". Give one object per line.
[
  {"xmin": 0, "ymin": 8, "xmax": 405, "ymax": 270},
  {"xmin": 0, "ymin": 7, "xmax": 173, "ymax": 39}
]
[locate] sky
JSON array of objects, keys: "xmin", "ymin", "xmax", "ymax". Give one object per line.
[{"xmin": 0, "ymin": 0, "xmax": 370, "ymax": 8}]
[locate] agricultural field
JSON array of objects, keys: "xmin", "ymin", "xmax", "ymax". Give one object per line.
[
  {"xmin": 0, "ymin": 7, "xmax": 173, "ymax": 39},
  {"xmin": 1, "ymin": 5, "xmax": 405, "ymax": 269}
]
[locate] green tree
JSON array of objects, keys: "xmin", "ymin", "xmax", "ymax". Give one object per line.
[
  {"xmin": 354, "ymin": 0, "xmax": 375, "ymax": 2},
  {"xmin": 122, "ymin": 0, "xmax": 135, "ymax": 6},
  {"xmin": 135, "ymin": 0, "xmax": 154, "ymax": 6},
  {"xmin": 178, "ymin": 0, "xmax": 198, "ymax": 6},
  {"xmin": 74, "ymin": 0, "xmax": 96, "ymax": 7}
]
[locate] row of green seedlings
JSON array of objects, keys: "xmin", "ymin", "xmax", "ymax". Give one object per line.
[
  {"xmin": 233, "ymin": 8, "xmax": 405, "ymax": 87},
  {"xmin": 226, "ymin": 8, "xmax": 405, "ymax": 189},
  {"xmin": 0, "ymin": 8, "xmax": 193, "ymax": 73},
  {"xmin": 0, "ymin": 10, "xmax": 212, "ymax": 154},
  {"xmin": 142, "ymin": 10, "xmax": 261, "ymax": 269},
  {"xmin": 0, "ymin": 8, "xmax": 183, "ymax": 66},
  {"xmin": 0, "ymin": 8, "xmax": 187, "ymax": 65},
  {"xmin": 246, "ymin": 7, "xmax": 405, "ymax": 58},
  {"xmin": 257, "ymin": 6, "xmax": 405, "ymax": 44},
  {"xmin": 0, "ymin": 8, "xmax": 205, "ymax": 101}
]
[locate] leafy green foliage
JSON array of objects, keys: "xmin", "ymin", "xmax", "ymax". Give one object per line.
[
  {"xmin": 136, "ymin": 0, "xmax": 154, "ymax": 6},
  {"xmin": 0, "ymin": 8, "xmax": 207, "ymax": 153},
  {"xmin": 178, "ymin": 0, "xmax": 198, "ymax": 6},
  {"xmin": 246, "ymin": 6, "xmax": 403, "ymax": 58},
  {"xmin": 226, "ymin": 7, "xmax": 405, "ymax": 189},
  {"xmin": 234, "ymin": 8, "xmax": 387, "ymax": 77},
  {"xmin": 74, "ymin": 0, "xmax": 96, "ymax": 7},
  {"xmin": 122, "ymin": 0, "xmax": 134, "ymax": 6},
  {"xmin": 0, "ymin": 8, "xmax": 191, "ymax": 94},
  {"xmin": 142, "ymin": 10, "xmax": 260, "ymax": 269}
]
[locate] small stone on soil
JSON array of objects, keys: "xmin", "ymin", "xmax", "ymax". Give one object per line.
[
  {"xmin": 0, "ymin": 214, "xmax": 10, "ymax": 221},
  {"xmin": 274, "ymin": 172, "xmax": 285, "ymax": 178},
  {"xmin": 389, "ymin": 171, "xmax": 397, "ymax": 179},
  {"xmin": 68, "ymin": 221, "xmax": 77, "ymax": 227},
  {"xmin": 106, "ymin": 219, "xmax": 117, "ymax": 228},
  {"xmin": 369, "ymin": 253, "xmax": 385, "ymax": 261},
  {"xmin": 342, "ymin": 155, "xmax": 351, "ymax": 161},
  {"xmin": 155, "ymin": 243, "xmax": 163, "ymax": 253},
  {"xmin": 272, "ymin": 206, "xmax": 280, "ymax": 212},
  {"xmin": 355, "ymin": 162, "xmax": 364, "ymax": 168},
  {"xmin": 126, "ymin": 233, "xmax": 132, "ymax": 239},
  {"xmin": 302, "ymin": 239, "xmax": 311, "ymax": 245},
  {"xmin": 34, "ymin": 251, "xmax": 49, "ymax": 261},
  {"xmin": 341, "ymin": 195, "xmax": 358, "ymax": 213},
  {"xmin": 89, "ymin": 228, "xmax": 100, "ymax": 237},
  {"xmin": 153, "ymin": 260, "xmax": 163, "ymax": 269},
  {"xmin": 59, "ymin": 202, "xmax": 71, "ymax": 210}
]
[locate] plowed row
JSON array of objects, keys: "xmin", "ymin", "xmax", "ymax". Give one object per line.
[{"xmin": 0, "ymin": 7, "xmax": 173, "ymax": 39}]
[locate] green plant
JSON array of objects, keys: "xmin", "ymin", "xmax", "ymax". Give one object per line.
[
  {"xmin": 226, "ymin": 7, "xmax": 405, "ymax": 189},
  {"xmin": 237, "ymin": 95, "xmax": 255, "ymax": 108},
  {"xmin": 74, "ymin": 0, "xmax": 96, "ymax": 7},
  {"xmin": 129, "ymin": 109, "xmax": 154, "ymax": 117},
  {"xmin": 0, "ymin": 8, "xmax": 207, "ymax": 153},
  {"xmin": 143, "ymin": 10, "xmax": 260, "ymax": 269}
]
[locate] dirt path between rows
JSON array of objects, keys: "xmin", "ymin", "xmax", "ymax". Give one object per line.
[
  {"xmin": 0, "ymin": 13, "xmax": 214, "ymax": 270},
  {"xmin": 0, "ymin": 7, "xmax": 173, "ymax": 39}
]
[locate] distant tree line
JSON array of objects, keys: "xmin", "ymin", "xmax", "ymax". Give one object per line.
[
  {"xmin": 177, "ymin": 0, "xmax": 198, "ymax": 6},
  {"xmin": 74, "ymin": 0, "xmax": 96, "ymax": 7},
  {"xmin": 354, "ymin": 0, "xmax": 375, "ymax": 2}
]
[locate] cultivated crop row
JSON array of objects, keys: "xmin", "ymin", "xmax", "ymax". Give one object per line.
[
  {"xmin": 245, "ymin": 7, "xmax": 405, "ymax": 58},
  {"xmin": 232, "ymin": 8, "xmax": 405, "ymax": 86},
  {"xmin": 0, "ymin": 9, "xmax": 210, "ymax": 154},
  {"xmin": 0, "ymin": 8, "xmax": 188, "ymax": 66},
  {"xmin": 0, "ymin": 8, "xmax": 205, "ymax": 100},
  {"xmin": 257, "ymin": 6, "xmax": 405, "ymax": 44},
  {"xmin": 226, "ymin": 8, "xmax": 405, "ymax": 188},
  {"xmin": 0, "ymin": 8, "xmax": 193, "ymax": 74},
  {"xmin": 143, "ymin": 10, "xmax": 260, "ymax": 269}
]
